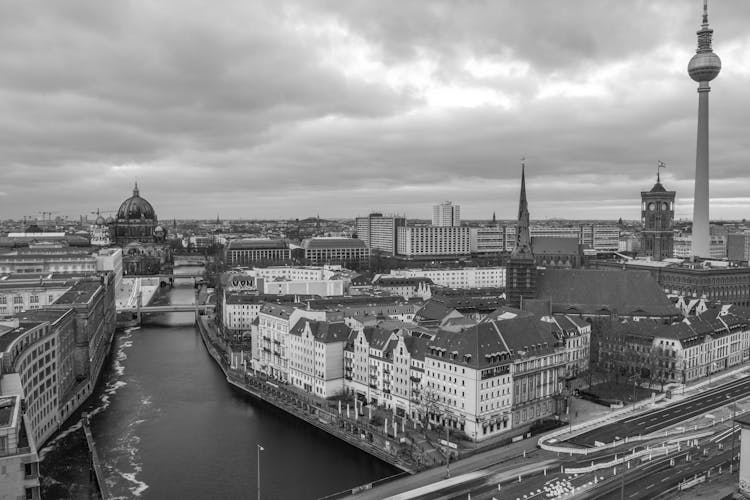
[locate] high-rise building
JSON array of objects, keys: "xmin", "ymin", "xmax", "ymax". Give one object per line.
[
  {"xmin": 354, "ymin": 213, "xmax": 406, "ymax": 255},
  {"xmin": 640, "ymin": 170, "xmax": 675, "ymax": 261},
  {"xmin": 396, "ymin": 226, "xmax": 472, "ymax": 257},
  {"xmin": 506, "ymin": 163, "xmax": 536, "ymax": 308},
  {"xmin": 688, "ymin": 0, "xmax": 721, "ymax": 257},
  {"xmin": 432, "ymin": 201, "xmax": 461, "ymax": 227}
]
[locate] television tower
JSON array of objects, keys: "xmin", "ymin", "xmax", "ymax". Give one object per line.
[{"xmin": 687, "ymin": 0, "xmax": 721, "ymax": 258}]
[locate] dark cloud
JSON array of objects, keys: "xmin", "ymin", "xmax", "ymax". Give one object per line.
[{"xmin": 0, "ymin": 0, "xmax": 748, "ymax": 221}]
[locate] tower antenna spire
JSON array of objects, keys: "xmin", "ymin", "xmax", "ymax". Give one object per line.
[{"xmin": 703, "ymin": 0, "xmax": 708, "ymax": 25}]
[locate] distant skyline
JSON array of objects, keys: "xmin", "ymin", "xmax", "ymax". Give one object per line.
[{"xmin": 2, "ymin": 1, "xmax": 749, "ymax": 221}]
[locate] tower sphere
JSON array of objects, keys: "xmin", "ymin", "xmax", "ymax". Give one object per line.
[{"xmin": 688, "ymin": 51, "xmax": 721, "ymax": 82}]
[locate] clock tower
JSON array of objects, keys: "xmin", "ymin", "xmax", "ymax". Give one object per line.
[{"xmin": 640, "ymin": 167, "xmax": 676, "ymax": 261}]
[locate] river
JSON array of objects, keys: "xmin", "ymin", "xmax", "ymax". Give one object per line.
[{"xmin": 40, "ymin": 269, "xmax": 397, "ymax": 499}]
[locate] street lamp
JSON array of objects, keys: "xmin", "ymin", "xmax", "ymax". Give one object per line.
[
  {"xmin": 726, "ymin": 395, "xmax": 736, "ymax": 473},
  {"xmin": 257, "ymin": 444, "xmax": 264, "ymax": 500}
]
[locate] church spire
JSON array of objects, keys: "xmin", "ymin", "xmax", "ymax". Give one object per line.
[{"xmin": 511, "ymin": 160, "xmax": 533, "ymax": 259}]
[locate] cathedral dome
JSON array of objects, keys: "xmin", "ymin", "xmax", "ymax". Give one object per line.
[
  {"xmin": 117, "ymin": 183, "xmax": 156, "ymax": 220},
  {"xmin": 95, "ymin": 215, "xmax": 106, "ymax": 225}
]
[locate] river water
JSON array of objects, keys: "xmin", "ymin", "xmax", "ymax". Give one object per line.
[{"xmin": 40, "ymin": 270, "xmax": 396, "ymax": 499}]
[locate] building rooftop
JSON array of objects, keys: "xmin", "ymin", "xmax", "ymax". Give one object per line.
[
  {"xmin": 290, "ymin": 319, "xmax": 352, "ymax": 343},
  {"xmin": 227, "ymin": 239, "xmax": 289, "ymax": 250},
  {"xmin": 15, "ymin": 308, "xmax": 72, "ymax": 325},
  {"xmin": 0, "ymin": 321, "xmax": 44, "ymax": 352},
  {"xmin": 532, "ymin": 236, "xmax": 580, "ymax": 254},
  {"xmin": 373, "ymin": 276, "xmax": 434, "ymax": 287},
  {"xmin": 531, "ymin": 268, "xmax": 678, "ymax": 317},
  {"xmin": 302, "ymin": 238, "xmax": 366, "ymax": 250},
  {"xmin": 53, "ymin": 280, "xmax": 102, "ymax": 305}
]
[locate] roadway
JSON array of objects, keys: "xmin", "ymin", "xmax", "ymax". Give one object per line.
[
  {"xmin": 352, "ymin": 375, "xmax": 748, "ymax": 500},
  {"xmin": 569, "ymin": 375, "xmax": 750, "ymax": 446},
  {"xmin": 416, "ymin": 424, "xmax": 740, "ymax": 500}
]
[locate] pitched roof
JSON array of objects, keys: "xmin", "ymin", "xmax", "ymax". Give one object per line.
[
  {"xmin": 290, "ymin": 319, "xmax": 352, "ymax": 343},
  {"xmin": 414, "ymin": 300, "xmax": 458, "ymax": 322},
  {"xmin": 259, "ymin": 303, "xmax": 298, "ymax": 319},
  {"xmin": 532, "ymin": 236, "xmax": 580, "ymax": 254},
  {"xmin": 362, "ymin": 325, "xmax": 397, "ymax": 351},
  {"xmin": 427, "ymin": 316, "xmax": 559, "ymax": 370},
  {"xmin": 533, "ymin": 268, "xmax": 678, "ymax": 317}
]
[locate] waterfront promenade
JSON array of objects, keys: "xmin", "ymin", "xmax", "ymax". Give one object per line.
[{"xmin": 194, "ymin": 315, "xmax": 424, "ymax": 474}]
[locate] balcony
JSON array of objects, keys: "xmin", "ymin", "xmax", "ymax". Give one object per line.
[
  {"xmin": 262, "ymin": 347, "xmax": 271, "ymax": 353},
  {"xmin": 369, "ymin": 383, "xmax": 378, "ymax": 389}
]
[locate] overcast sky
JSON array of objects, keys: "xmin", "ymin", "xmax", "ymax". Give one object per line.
[{"xmin": 2, "ymin": 1, "xmax": 749, "ymax": 222}]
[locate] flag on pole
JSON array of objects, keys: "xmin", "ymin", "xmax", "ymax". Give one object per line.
[{"xmin": 258, "ymin": 445, "xmax": 264, "ymax": 451}]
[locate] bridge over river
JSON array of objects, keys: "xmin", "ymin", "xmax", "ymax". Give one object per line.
[{"xmin": 117, "ymin": 303, "xmax": 215, "ymax": 313}]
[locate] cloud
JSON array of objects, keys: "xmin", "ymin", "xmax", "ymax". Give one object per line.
[{"xmin": 0, "ymin": 0, "xmax": 748, "ymax": 221}]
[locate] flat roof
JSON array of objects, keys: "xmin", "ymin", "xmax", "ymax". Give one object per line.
[
  {"xmin": 0, "ymin": 321, "xmax": 44, "ymax": 351},
  {"xmin": 53, "ymin": 280, "xmax": 101, "ymax": 304}
]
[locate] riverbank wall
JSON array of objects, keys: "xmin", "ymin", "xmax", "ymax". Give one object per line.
[{"xmin": 194, "ymin": 314, "xmax": 417, "ymax": 475}]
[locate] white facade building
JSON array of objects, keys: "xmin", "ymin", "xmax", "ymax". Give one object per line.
[
  {"xmin": 355, "ymin": 213, "xmax": 406, "ymax": 254},
  {"xmin": 396, "ymin": 226, "xmax": 472, "ymax": 257},
  {"xmin": 389, "ymin": 267, "xmax": 506, "ymax": 289},
  {"xmin": 432, "ymin": 201, "xmax": 461, "ymax": 227}
]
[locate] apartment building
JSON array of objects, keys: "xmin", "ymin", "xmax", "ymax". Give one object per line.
[{"xmin": 396, "ymin": 226, "xmax": 472, "ymax": 258}]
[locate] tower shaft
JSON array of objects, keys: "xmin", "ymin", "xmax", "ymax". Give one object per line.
[{"xmin": 692, "ymin": 87, "xmax": 711, "ymax": 258}]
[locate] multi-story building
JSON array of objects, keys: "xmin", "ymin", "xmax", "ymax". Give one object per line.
[
  {"xmin": 727, "ymin": 231, "xmax": 750, "ymax": 262},
  {"xmin": 389, "ymin": 267, "xmax": 506, "ymax": 289},
  {"xmin": 0, "ymin": 277, "xmax": 78, "ymax": 315},
  {"xmin": 371, "ymin": 276, "xmax": 433, "ymax": 299},
  {"xmin": 0, "ymin": 274, "xmax": 116, "ymax": 499},
  {"xmin": 543, "ymin": 315, "xmax": 591, "ymax": 379},
  {"xmin": 263, "ymin": 279, "xmax": 345, "ymax": 297},
  {"xmin": 355, "ymin": 213, "xmax": 406, "ymax": 255},
  {"xmin": 288, "ymin": 318, "xmax": 350, "ymax": 397},
  {"xmin": 0, "ymin": 247, "xmax": 98, "ymax": 275},
  {"xmin": 432, "ymin": 201, "xmax": 461, "ymax": 227},
  {"xmin": 591, "ymin": 259, "xmax": 750, "ymax": 308},
  {"xmin": 423, "ymin": 314, "xmax": 565, "ymax": 441},
  {"xmin": 343, "ymin": 324, "xmax": 429, "ymax": 420},
  {"xmin": 253, "ymin": 304, "xmax": 340, "ymax": 382},
  {"xmin": 301, "ymin": 238, "xmax": 368, "ymax": 265},
  {"xmin": 598, "ymin": 305, "xmax": 750, "ymax": 386},
  {"xmin": 225, "ymin": 239, "xmax": 291, "ymax": 267},
  {"xmin": 0, "ymin": 372, "xmax": 40, "ymax": 500},
  {"xmin": 470, "ymin": 226, "xmax": 504, "ymax": 254},
  {"xmin": 396, "ymin": 226, "xmax": 472, "ymax": 258},
  {"xmin": 503, "ymin": 224, "xmax": 622, "ymax": 253},
  {"xmin": 305, "ymin": 296, "xmax": 422, "ymax": 325},
  {"xmin": 672, "ymin": 234, "xmax": 728, "ymax": 259}
]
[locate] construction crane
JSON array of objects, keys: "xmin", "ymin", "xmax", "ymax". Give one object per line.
[
  {"xmin": 37, "ymin": 211, "xmax": 59, "ymax": 231},
  {"xmin": 89, "ymin": 209, "xmax": 114, "ymax": 225}
]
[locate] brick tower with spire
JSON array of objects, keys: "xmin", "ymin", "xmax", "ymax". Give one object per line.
[{"xmin": 506, "ymin": 162, "xmax": 536, "ymax": 308}]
